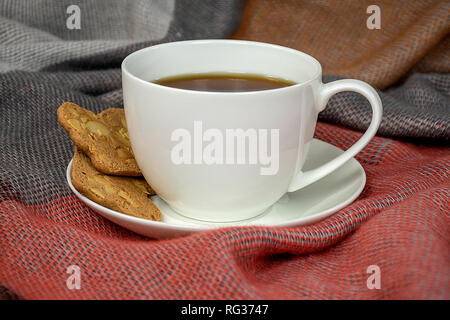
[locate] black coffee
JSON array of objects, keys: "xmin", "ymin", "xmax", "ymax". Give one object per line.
[{"xmin": 152, "ymin": 73, "xmax": 296, "ymax": 92}]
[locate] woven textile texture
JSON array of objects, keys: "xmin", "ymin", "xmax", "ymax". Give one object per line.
[
  {"xmin": 232, "ymin": 0, "xmax": 450, "ymax": 89},
  {"xmin": 0, "ymin": 0, "xmax": 449, "ymax": 299}
]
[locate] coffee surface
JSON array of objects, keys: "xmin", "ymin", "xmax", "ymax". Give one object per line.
[{"xmin": 153, "ymin": 73, "xmax": 296, "ymax": 92}]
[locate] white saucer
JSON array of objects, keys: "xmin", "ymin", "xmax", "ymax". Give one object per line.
[{"xmin": 66, "ymin": 139, "xmax": 366, "ymax": 239}]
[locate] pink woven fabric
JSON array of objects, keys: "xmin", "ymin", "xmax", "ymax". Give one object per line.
[{"xmin": 1, "ymin": 122, "xmax": 448, "ymax": 299}]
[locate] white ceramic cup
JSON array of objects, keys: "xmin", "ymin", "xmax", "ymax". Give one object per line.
[{"xmin": 122, "ymin": 40, "xmax": 382, "ymax": 222}]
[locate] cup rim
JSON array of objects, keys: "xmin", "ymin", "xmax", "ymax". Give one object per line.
[{"xmin": 121, "ymin": 39, "xmax": 323, "ymax": 95}]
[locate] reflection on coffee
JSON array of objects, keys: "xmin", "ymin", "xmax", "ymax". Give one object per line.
[{"xmin": 152, "ymin": 73, "xmax": 296, "ymax": 92}]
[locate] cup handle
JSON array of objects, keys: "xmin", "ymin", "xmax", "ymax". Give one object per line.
[{"xmin": 288, "ymin": 79, "xmax": 383, "ymax": 192}]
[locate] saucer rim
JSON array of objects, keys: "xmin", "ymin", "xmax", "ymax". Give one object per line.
[{"xmin": 66, "ymin": 139, "xmax": 366, "ymax": 231}]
